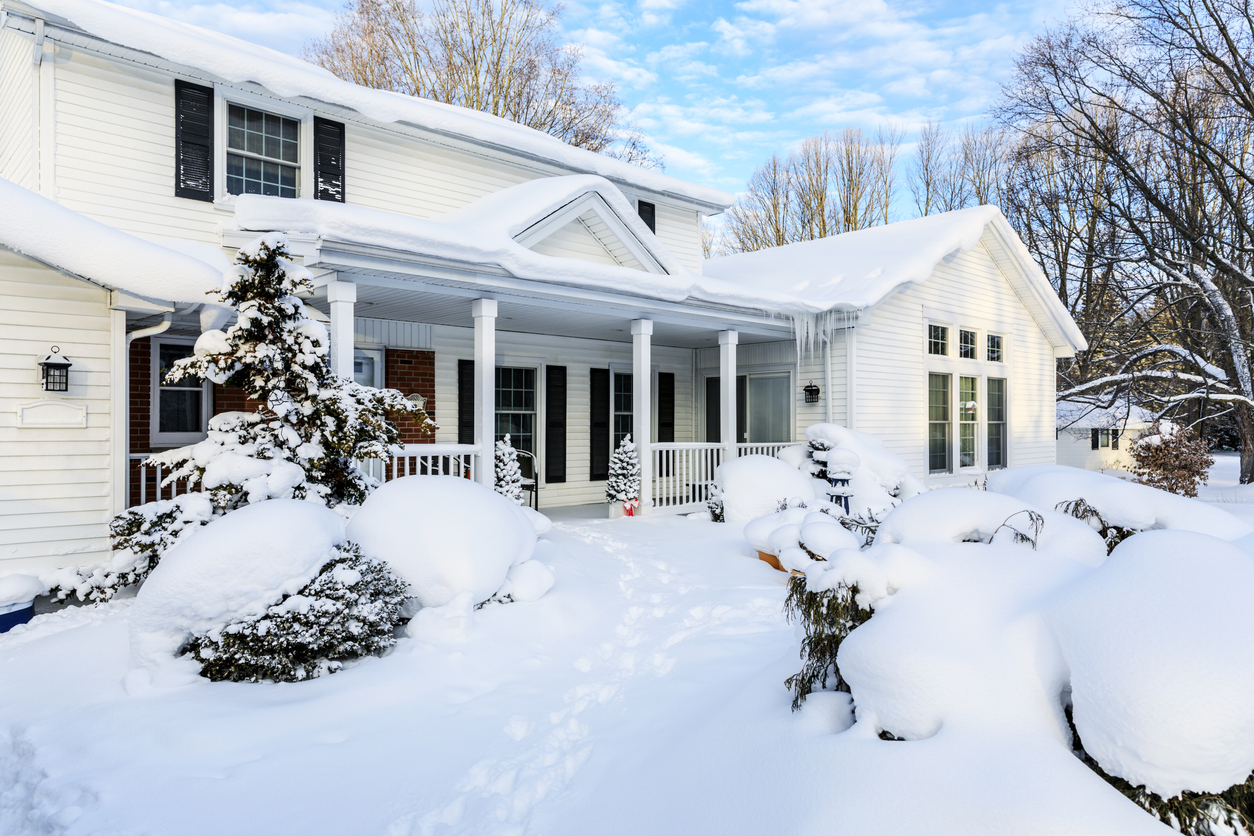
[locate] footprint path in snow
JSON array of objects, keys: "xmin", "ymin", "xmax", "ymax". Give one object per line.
[{"xmin": 390, "ymin": 522, "xmax": 783, "ymax": 836}]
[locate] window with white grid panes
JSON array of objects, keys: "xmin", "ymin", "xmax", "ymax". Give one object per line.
[
  {"xmin": 494, "ymin": 367, "xmax": 535, "ymax": 455},
  {"xmin": 987, "ymin": 334, "xmax": 1004, "ymax": 362},
  {"xmin": 959, "ymin": 329, "xmax": 977, "ymax": 359},
  {"xmin": 928, "ymin": 373, "xmax": 951, "ymax": 473},
  {"xmin": 928, "ymin": 324, "xmax": 948, "ymax": 356},
  {"xmin": 227, "ymin": 105, "xmax": 300, "ymax": 198},
  {"xmin": 987, "ymin": 378, "xmax": 1007, "ymax": 468}
]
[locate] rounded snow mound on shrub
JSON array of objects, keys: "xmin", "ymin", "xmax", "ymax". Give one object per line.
[
  {"xmin": 988, "ymin": 464, "xmax": 1252, "ymax": 541},
  {"xmin": 805, "ymin": 423, "xmax": 926, "ymax": 516},
  {"xmin": 346, "ymin": 475, "xmax": 536, "ymax": 607},
  {"xmin": 1051, "ymin": 529, "xmax": 1254, "ymax": 798},
  {"xmin": 129, "ymin": 499, "xmax": 345, "ymax": 669},
  {"xmin": 744, "ymin": 508, "xmax": 861, "ymax": 571},
  {"xmin": 875, "ymin": 488, "xmax": 1107, "ymax": 565},
  {"xmin": 714, "ymin": 455, "xmax": 818, "ymax": 523}
]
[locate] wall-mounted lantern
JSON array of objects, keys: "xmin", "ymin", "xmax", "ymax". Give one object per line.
[
  {"xmin": 803, "ymin": 380, "xmax": 821, "ymax": 404},
  {"xmin": 38, "ymin": 347, "xmax": 72, "ymax": 392}
]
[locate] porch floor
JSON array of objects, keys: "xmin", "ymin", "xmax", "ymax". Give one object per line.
[{"xmin": 539, "ymin": 502, "xmax": 609, "ymax": 521}]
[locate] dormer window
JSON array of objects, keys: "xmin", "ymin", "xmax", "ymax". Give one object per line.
[{"xmin": 227, "ymin": 105, "xmax": 299, "ymax": 198}]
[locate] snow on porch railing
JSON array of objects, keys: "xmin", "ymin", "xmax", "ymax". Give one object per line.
[
  {"xmin": 359, "ymin": 443, "xmax": 480, "ymax": 483},
  {"xmin": 650, "ymin": 442, "xmax": 726, "ymax": 513},
  {"xmin": 128, "ymin": 454, "xmax": 193, "ymax": 507},
  {"xmin": 735, "ymin": 442, "xmax": 796, "ymax": 458}
]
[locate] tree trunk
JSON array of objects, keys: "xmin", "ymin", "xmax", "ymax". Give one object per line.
[{"xmin": 1236, "ymin": 403, "xmax": 1254, "ymax": 484}]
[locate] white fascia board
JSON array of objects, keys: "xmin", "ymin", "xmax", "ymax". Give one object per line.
[
  {"xmin": 310, "ymin": 243, "xmax": 793, "ymax": 338},
  {"xmin": 1, "ymin": 7, "xmax": 729, "ymax": 215},
  {"xmin": 984, "ymin": 219, "xmax": 1088, "ymax": 355}
]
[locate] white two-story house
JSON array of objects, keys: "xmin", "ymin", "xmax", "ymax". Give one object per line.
[{"xmin": 0, "ymin": 0, "xmax": 1085, "ymax": 573}]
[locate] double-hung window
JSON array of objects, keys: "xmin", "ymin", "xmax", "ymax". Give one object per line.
[
  {"xmin": 959, "ymin": 376, "xmax": 979, "ymax": 468},
  {"xmin": 227, "ymin": 104, "xmax": 300, "ymax": 197},
  {"xmin": 613, "ymin": 372, "xmax": 633, "ymax": 449},
  {"xmin": 495, "ymin": 367, "xmax": 536, "ymax": 454}
]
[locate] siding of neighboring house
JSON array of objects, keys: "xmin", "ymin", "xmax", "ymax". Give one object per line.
[
  {"xmin": 0, "ymin": 27, "xmax": 35, "ymax": 189},
  {"xmin": 0, "ymin": 249, "xmax": 115, "ymax": 571},
  {"xmin": 41, "ymin": 44, "xmax": 706, "ymax": 266},
  {"xmin": 1056, "ymin": 427, "xmax": 1142, "ymax": 472},
  {"xmin": 431, "ymin": 326, "xmax": 695, "ymax": 508},
  {"xmin": 851, "ymin": 236, "xmax": 1059, "ymax": 483}
]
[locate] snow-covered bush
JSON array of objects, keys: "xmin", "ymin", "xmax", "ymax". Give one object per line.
[
  {"xmin": 129, "ymin": 499, "xmax": 397, "ymax": 675},
  {"xmin": 743, "ymin": 505, "xmax": 860, "ymax": 572},
  {"xmin": 988, "ymin": 465, "xmax": 1252, "ymax": 543},
  {"xmin": 85, "ymin": 236, "xmax": 432, "ymax": 604},
  {"xmin": 784, "ymin": 572, "xmax": 871, "ymax": 710},
  {"xmin": 793, "ymin": 424, "xmax": 926, "ymax": 518},
  {"xmin": 711, "ymin": 455, "xmax": 817, "ymax": 523},
  {"xmin": 1052, "ymin": 530, "xmax": 1254, "ymax": 831},
  {"xmin": 189, "ymin": 544, "xmax": 407, "ymax": 683},
  {"xmin": 605, "ymin": 434, "xmax": 640, "ymax": 512},
  {"xmin": 874, "ymin": 488, "xmax": 1108, "ymax": 566},
  {"xmin": 346, "ymin": 475, "xmax": 538, "ymax": 608},
  {"xmin": 494, "ymin": 435, "xmax": 524, "ymax": 504},
  {"xmin": 1130, "ymin": 420, "xmax": 1213, "ymax": 497}
]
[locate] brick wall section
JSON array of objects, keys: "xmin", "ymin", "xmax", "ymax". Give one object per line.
[
  {"xmin": 385, "ymin": 349, "xmax": 436, "ymax": 444},
  {"xmin": 129, "ymin": 338, "xmax": 151, "ymax": 454}
]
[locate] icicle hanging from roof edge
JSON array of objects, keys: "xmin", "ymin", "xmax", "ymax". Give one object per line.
[{"xmin": 790, "ymin": 310, "xmax": 843, "ymax": 359}]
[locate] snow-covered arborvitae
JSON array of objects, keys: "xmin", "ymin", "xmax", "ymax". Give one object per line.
[
  {"xmin": 605, "ymin": 434, "xmax": 641, "ymax": 510},
  {"xmin": 494, "ymin": 434, "xmax": 524, "ymax": 505},
  {"xmin": 68, "ymin": 236, "xmax": 434, "ymax": 604}
]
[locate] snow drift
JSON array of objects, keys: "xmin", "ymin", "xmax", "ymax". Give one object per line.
[{"xmin": 713, "ymin": 455, "xmax": 818, "ymax": 523}]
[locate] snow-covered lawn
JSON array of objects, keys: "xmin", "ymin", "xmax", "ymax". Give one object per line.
[{"xmin": 3, "ymin": 507, "xmax": 1199, "ymax": 835}]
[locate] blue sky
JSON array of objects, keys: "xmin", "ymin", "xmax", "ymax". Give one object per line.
[{"xmin": 115, "ymin": 0, "xmax": 1074, "ymax": 196}]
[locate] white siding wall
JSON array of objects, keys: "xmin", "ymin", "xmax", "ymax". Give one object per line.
[
  {"xmin": 431, "ymin": 326, "xmax": 693, "ymax": 507},
  {"xmin": 0, "ymin": 250, "xmax": 114, "ymax": 570},
  {"xmin": 853, "ymin": 237, "xmax": 1059, "ymax": 485},
  {"xmin": 0, "ymin": 27, "xmax": 34, "ymax": 188},
  {"xmin": 529, "ymin": 217, "xmax": 620, "ymax": 266},
  {"xmin": 41, "ymin": 49, "xmax": 707, "ymax": 262},
  {"xmin": 1056, "ymin": 429, "xmax": 1139, "ymax": 472}
]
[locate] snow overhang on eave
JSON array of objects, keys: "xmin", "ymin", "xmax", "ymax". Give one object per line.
[
  {"xmin": 1, "ymin": 3, "xmax": 732, "ymax": 215},
  {"xmin": 292, "ymin": 236, "xmax": 795, "ymax": 340}
]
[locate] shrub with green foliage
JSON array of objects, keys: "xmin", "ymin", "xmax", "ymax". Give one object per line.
[
  {"xmin": 783, "ymin": 574, "xmax": 873, "ymax": 710},
  {"xmin": 187, "ymin": 545, "xmax": 408, "ymax": 683},
  {"xmin": 1066, "ymin": 705, "xmax": 1254, "ymax": 835}
]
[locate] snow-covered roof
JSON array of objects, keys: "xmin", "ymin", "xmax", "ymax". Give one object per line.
[
  {"xmin": 1056, "ymin": 400, "xmax": 1157, "ymax": 431},
  {"xmin": 7, "ymin": 0, "xmax": 733, "ymax": 210},
  {"xmin": 0, "ymin": 176, "xmax": 223, "ymax": 304},
  {"xmin": 233, "ymin": 176, "xmax": 812, "ymax": 313},
  {"xmin": 703, "ymin": 206, "xmax": 1088, "ymax": 352}
]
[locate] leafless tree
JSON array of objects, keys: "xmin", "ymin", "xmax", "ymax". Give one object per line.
[
  {"xmin": 723, "ymin": 154, "xmax": 793, "ymax": 253},
  {"xmin": 999, "ymin": 0, "xmax": 1254, "ymax": 480},
  {"xmin": 305, "ymin": 0, "xmax": 660, "ymax": 167}
]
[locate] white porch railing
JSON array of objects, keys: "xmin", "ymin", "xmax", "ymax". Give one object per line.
[
  {"xmin": 128, "ymin": 454, "xmax": 193, "ymax": 506},
  {"xmin": 129, "ymin": 444, "xmax": 481, "ymax": 508},
  {"xmin": 359, "ymin": 443, "xmax": 480, "ymax": 483},
  {"xmin": 650, "ymin": 442, "xmax": 725, "ymax": 513},
  {"xmin": 649, "ymin": 441, "xmax": 806, "ymax": 514}
]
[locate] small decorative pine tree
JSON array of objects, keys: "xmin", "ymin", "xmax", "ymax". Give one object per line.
[
  {"xmin": 1130, "ymin": 420, "xmax": 1213, "ymax": 497},
  {"xmin": 68, "ymin": 235, "xmax": 435, "ymax": 604},
  {"xmin": 605, "ymin": 434, "xmax": 641, "ymax": 513},
  {"xmin": 494, "ymin": 434, "xmax": 524, "ymax": 505}
]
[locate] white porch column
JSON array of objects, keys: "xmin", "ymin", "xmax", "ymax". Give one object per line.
[
  {"xmin": 326, "ymin": 280, "xmax": 356, "ymax": 380},
  {"xmin": 472, "ymin": 298, "xmax": 497, "ymax": 488},
  {"xmin": 720, "ymin": 330, "xmax": 738, "ymax": 457},
  {"xmin": 632, "ymin": 320, "xmax": 653, "ymax": 515}
]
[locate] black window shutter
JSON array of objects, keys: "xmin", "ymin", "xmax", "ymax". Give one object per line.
[
  {"xmin": 737, "ymin": 375, "xmax": 747, "ymax": 444},
  {"xmin": 458, "ymin": 359, "xmax": 475, "ymax": 445},
  {"xmin": 706, "ymin": 377, "xmax": 720, "ymax": 443},
  {"xmin": 546, "ymin": 366, "xmax": 567, "ymax": 483},
  {"xmin": 313, "ymin": 117, "xmax": 346, "ymax": 202},
  {"xmin": 590, "ymin": 368, "xmax": 610, "ymax": 480},
  {"xmin": 637, "ymin": 200, "xmax": 656, "ymax": 233},
  {"xmin": 657, "ymin": 372, "xmax": 675, "ymax": 443},
  {"xmin": 1091, "ymin": 429, "xmax": 1100, "ymax": 450},
  {"xmin": 174, "ymin": 80, "xmax": 214, "ymax": 202}
]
